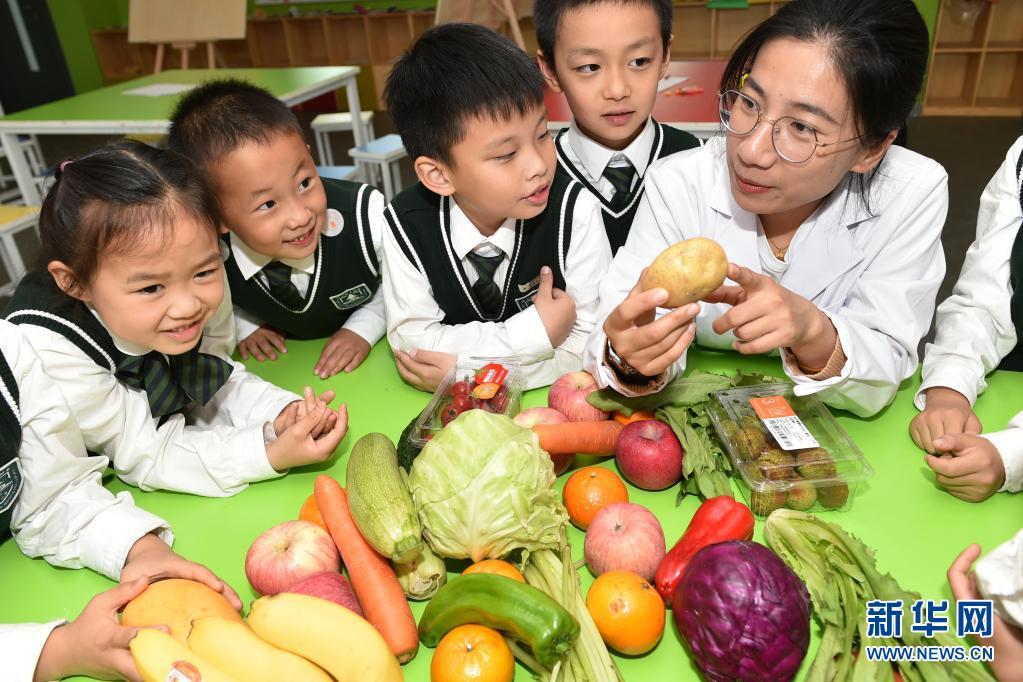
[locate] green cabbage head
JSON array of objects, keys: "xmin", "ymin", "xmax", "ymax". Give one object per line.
[{"xmin": 407, "ymin": 409, "xmax": 568, "ymax": 562}]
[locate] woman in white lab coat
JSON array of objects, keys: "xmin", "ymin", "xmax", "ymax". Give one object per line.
[{"xmin": 584, "ymin": 0, "xmax": 948, "ymax": 417}]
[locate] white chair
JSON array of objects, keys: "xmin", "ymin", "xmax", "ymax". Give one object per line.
[
  {"xmin": 316, "ymin": 165, "xmax": 360, "ymax": 182},
  {"xmin": 311, "ymin": 111, "xmax": 377, "ymax": 167},
  {"xmin": 0, "ymin": 103, "xmax": 45, "ymax": 204},
  {"xmin": 0, "ymin": 205, "xmax": 40, "ymax": 296},
  {"xmin": 348, "ymin": 134, "xmax": 407, "ymax": 200}
]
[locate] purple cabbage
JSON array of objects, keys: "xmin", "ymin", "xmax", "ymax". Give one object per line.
[{"xmin": 672, "ymin": 541, "xmax": 810, "ymax": 681}]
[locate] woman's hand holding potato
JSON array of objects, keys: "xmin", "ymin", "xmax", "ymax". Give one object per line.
[
  {"xmin": 706, "ymin": 263, "xmax": 837, "ymax": 368},
  {"xmin": 603, "ymin": 280, "xmax": 700, "ymax": 377}
]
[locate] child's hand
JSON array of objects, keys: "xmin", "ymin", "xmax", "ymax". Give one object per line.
[
  {"xmin": 315, "ymin": 329, "xmax": 371, "ymax": 378},
  {"xmin": 604, "ymin": 273, "xmax": 698, "ymax": 377},
  {"xmin": 238, "ymin": 325, "xmax": 287, "ymax": 362},
  {"xmin": 708, "ymin": 263, "xmax": 836, "ymax": 368},
  {"xmin": 948, "ymin": 544, "xmax": 1023, "ymax": 682},
  {"xmin": 394, "ymin": 349, "xmax": 456, "ymax": 392},
  {"xmin": 532, "ymin": 266, "xmax": 576, "ymax": 347},
  {"xmin": 267, "ymin": 402, "xmax": 348, "ymax": 471},
  {"xmin": 911, "ymin": 387, "xmax": 982, "ymax": 454},
  {"xmin": 926, "ymin": 433, "xmax": 1005, "ymax": 502},
  {"xmin": 34, "ymin": 577, "xmax": 159, "ymax": 682},
  {"xmin": 273, "ymin": 389, "xmax": 337, "ymax": 439},
  {"xmin": 120, "ymin": 534, "xmax": 242, "ymax": 611}
]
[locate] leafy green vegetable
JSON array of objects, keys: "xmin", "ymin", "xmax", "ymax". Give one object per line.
[
  {"xmin": 764, "ymin": 510, "xmax": 995, "ymax": 682},
  {"xmin": 589, "ymin": 370, "xmax": 779, "ymax": 503},
  {"xmin": 407, "ymin": 410, "xmax": 568, "ymax": 562}
]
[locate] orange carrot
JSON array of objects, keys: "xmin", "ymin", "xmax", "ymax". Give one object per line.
[
  {"xmin": 314, "ymin": 475, "xmax": 419, "ymax": 663},
  {"xmin": 613, "ymin": 410, "xmax": 658, "ymax": 426},
  {"xmin": 532, "ymin": 420, "xmax": 625, "ymax": 455}
]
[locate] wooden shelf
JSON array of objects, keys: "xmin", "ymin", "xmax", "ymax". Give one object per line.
[
  {"xmin": 672, "ymin": 6, "xmax": 712, "ymax": 59},
  {"xmin": 324, "ymin": 16, "xmax": 370, "ymax": 65},
  {"xmin": 714, "ymin": 5, "xmax": 771, "ymax": 57},
  {"xmin": 283, "ymin": 17, "xmax": 330, "ymax": 66},
  {"xmin": 248, "ymin": 18, "xmax": 290, "ymax": 67}
]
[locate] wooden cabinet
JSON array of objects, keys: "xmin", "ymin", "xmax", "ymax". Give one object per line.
[{"xmin": 923, "ymin": 0, "xmax": 1023, "ymax": 116}]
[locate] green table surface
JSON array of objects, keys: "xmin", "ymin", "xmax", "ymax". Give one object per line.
[
  {"xmin": 0, "ymin": 67, "xmax": 355, "ymax": 128},
  {"xmin": 3, "ymin": 341, "xmax": 1021, "ymax": 681}
]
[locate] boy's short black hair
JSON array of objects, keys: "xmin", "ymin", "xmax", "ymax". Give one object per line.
[
  {"xmin": 167, "ymin": 78, "xmax": 303, "ymax": 171},
  {"xmin": 533, "ymin": 0, "xmax": 673, "ymax": 67},
  {"xmin": 383, "ymin": 23, "xmax": 544, "ymax": 165}
]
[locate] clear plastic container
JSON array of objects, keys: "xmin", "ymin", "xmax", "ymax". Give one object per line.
[
  {"xmin": 408, "ymin": 358, "xmax": 524, "ymax": 449},
  {"xmin": 706, "ymin": 383, "xmax": 873, "ymax": 516}
]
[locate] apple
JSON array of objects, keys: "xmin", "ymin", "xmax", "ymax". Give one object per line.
[
  {"xmin": 514, "ymin": 407, "xmax": 574, "ymax": 474},
  {"xmin": 286, "ymin": 570, "xmax": 363, "ymax": 617},
  {"xmin": 548, "ymin": 371, "xmax": 608, "ymax": 422},
  {"xmin": 245, "ymin": 520, "xmax": 340, "ymax": 596},
  {"xmin": 584, "ymin": 503, "xmax": 666, "ymax": 582},
  {"xmin": 614, "ymin": 419, "xmax": 683, "ymax": 490}
]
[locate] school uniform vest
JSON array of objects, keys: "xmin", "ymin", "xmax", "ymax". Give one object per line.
[
  {"xmin": 224, "ymin": 179, "xmax": 380, "ymax": 340},
  {"xmin": 384, "ymin": 174, "xmax": 582, "ymax": 324},
  {"xmin": 1001, "ymin": 150, "xmax": 1023, "ymax": 371},
  {"xmin": 555, "ymin": 120, "xmax": 700, "ymax": 254},
  {"xmin": 0, "ymin": 348, "xmax": 22, "ymax": 540}
]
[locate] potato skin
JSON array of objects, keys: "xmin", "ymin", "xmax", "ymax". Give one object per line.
[{"xmin": 639, "ymin": 237, "xmax": 728, "ymax": 307}]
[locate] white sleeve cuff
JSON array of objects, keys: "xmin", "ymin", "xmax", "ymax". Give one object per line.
[
  {"xmin": 234, "ymin": 310, "xmax": 264, "ymax": 344},
  {"xmin": 979, "ymin": 427, "xmax": 1023, "ymax": 493},
  {"xmin": 235, "ymin": 426, "xmax": 286, "ymax": 482},
  {"xmin": 916, "ymin": 355, "xmax": 983, "ymax": 410},
  {"xmin": 973, "ymin": 529, "xmax": 1023, "ymax": 628},
  {"xmin": 0, "ymin": 620, "xmax": 66, "ymax": 682},
  {"xmin": 77, "ymin": 497, "xmax": 174, "ymax": 581},
  {"xmin": 504, "ymin": 305, "xmax": 555, "ymax": 361}
]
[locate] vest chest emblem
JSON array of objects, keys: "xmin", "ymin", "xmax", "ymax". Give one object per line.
[
  {"xmin": 0, "ymin": 458, "xmax": 23, "ymax": 514},
  {"xmin": 514, "ymin": 288, "xmax": 538, "ymax": 312},
  {"xmin": 324, "ymin": 209, "xmax": 344, "ymax": 237},
  {"xmin": 330, "ymin": 283, "xmax": 372, "ymax": 310}
]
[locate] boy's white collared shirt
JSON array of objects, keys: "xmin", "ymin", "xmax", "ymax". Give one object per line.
[
  {"xmin": 916, "ymin": 135, "xmax": 1023, "ymax": 409},
  {"xmin": 382, "ymin": 192, "xmax": 613, "ymax": 389},
  {"xmin": 562, "ymin": 118, "xmax": 657, "ymax": 200},
  {"xmin": 584, "ymin": 136, "xmax": 949, "ymax": 417}
]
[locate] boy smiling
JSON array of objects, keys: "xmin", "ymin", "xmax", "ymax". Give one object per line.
[
  {"xmin": 534, "ymin": 0, "xmax": 700, "ymax": 253},
  {"xmin": 381, "ymin": 23, "xmax": 612, "ymax": 390}
]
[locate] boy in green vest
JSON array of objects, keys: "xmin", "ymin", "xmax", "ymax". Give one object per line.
[
  {"xmin": 168, "ymin": 80, "xmax": 385, "ymax": 379},
  {"xmin": 382, "ymin": 23, "xmax": 612, "ymax": 390},
  {"xmin": 534, "ymin": 0, "xmax": 701, "ymax": 254}
]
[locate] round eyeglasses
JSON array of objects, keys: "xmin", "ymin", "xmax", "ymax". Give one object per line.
[{"xmin": 718, "ymin": 90, "xmax": 860, "ymax": 164}]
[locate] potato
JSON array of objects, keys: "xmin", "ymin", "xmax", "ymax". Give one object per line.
[{"xmin": 639, "ymin": 237, "xmax": 728, "ymax": 307}]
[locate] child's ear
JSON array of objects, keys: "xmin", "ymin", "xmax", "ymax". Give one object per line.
[
  {"xmin": 415, "ymin": 156, "xmax": 456, "ymax": 197},
  {"xmin": 219, "ymin": 222, "xmax": 231, "ymax": 235},
  {"xmin": 661, "ymin": 35, "xmax": 674, "ymax": 76},
  {"xmin": 47, "ymin": 261, "xmax": 89, "ymax": 302},
  {"xmin": 850, "ymin": 128, "xmax": 897, "ymax": 174},
  {"xmin": 537, "ymin": 50, "xmax": 563, "ymax": 93}
]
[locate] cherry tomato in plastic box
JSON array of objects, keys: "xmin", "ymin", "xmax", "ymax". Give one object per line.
[
  {"xmin": 440, "ymin": 404, "xmax": 459, "ymax": 426},
  {"xmin": 452, "ymin": 381, "xmax": 472, "ymax": 399},
  {"xmin": 452, "ymin": 395, "xmax": 472, "ymax": 413}
]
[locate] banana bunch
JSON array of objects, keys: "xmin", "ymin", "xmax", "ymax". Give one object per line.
[{"xmin": 130, "ymin": 593, "xmax": 402, "ymax": 682}]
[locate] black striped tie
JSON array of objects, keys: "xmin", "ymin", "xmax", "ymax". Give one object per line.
[
  {"xmin": 116, "ymin": 347, "xmax": 233, "ymax": 418},
  {"xmin": 261, "ymin": 260, "xmax": 305, "ymax": 309},
  {"xmin": 603, "ymin": 161, "xmax": 636, "ymax": 211},
  {"xmin": 466, "ymin": 251, "xmax": 505, "ymax": 318}
]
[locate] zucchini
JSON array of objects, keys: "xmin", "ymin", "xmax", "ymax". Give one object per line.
[{"xmin": 346, "ymin": 433, "xmax": 424, "ymax": 564}]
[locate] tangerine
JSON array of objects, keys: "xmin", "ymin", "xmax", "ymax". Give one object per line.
[
  {"xmin": 298, "ymin": 493, "xmax": 326, "ymax": 530},
  {"xmin": 585, "ymin": 570, "xmax": 665, "ymax": 655},
  {"xmin": 462, "ymin": 559, "xmax": 526, "ymax": 583},
  {"xmin": 431, "ymin": 624, "xmax": 514, "ymax": 682},
  {"xmin": 562, "ymin": 466, "xmax": 629, "ymax": 529},
  {"xmin": 612, "ymin": 410, "xmax": 657, "ymax": 426}
]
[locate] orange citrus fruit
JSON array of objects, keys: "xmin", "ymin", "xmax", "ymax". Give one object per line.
[
  {"xmin": 431, "ymin": 624, "xmax": 514, "ymax": 682},
  {"xmin": 586, "ymin": 570, "xmax": 665, "ymax": 655},
  {"xmin": 613, "ymin": 410, "xmax": 657, "ymax": 426},
  {"xmin": 462, "ymin": 559, "xmax": 526, "ymax": 583},
  {"xmin": 562, "ymin": 466, "xmax": 629, "ymax": 529},
  {"xmin": 298, "ymin": 494, "xmax": 326, "ymax": 530}
]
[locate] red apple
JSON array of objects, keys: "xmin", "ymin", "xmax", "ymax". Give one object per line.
[
  {"xmin": 285, "ymin": 570, "xmax": 363, "ymax": 617},
  {"xmin": 584, "ymin": 503, "xmax": 666, "ymax": 581},
  {"xmin": 514, "ymin": 407, "xmax": 574, "ymax": 474},
  {"xmin": 547, "ymin": 371, "xmax": 608, "ymax": 422},
  {"xmin": 245, "ymin": 520, "xmax": 340, "ymax": 596},
  {"xmin": 614, "ymin": 419, "xmax": 683, "ymax": 490}
]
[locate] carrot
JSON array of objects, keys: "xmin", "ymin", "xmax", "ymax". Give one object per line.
[
  {"xmin": 613, "ymin": 410, "xmax": 658, "ymax": 426},
  {"xmin": 313, "ymin": 475, "xmax": 419, "ymax": 663},
  {"xmin": 532, "ymin": 420, "xmax": 625, "ymax": 455}
]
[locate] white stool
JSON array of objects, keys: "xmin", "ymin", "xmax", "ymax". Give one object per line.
[
  {"xmin": 348, "ymin": 134, "xmax": 407, "ymax": 200},
  {"xmin": 316, "ymin": 165, "xmax": 360, "ymax": 182},
  {"xmin": 0, "ymin": 205, "xmax": 40, "ymax": 296},
  {"xmin": 311, "ymin": 111, "xmax": 377, "ymax": 166}
]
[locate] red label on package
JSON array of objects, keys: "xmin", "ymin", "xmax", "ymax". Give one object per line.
[
  {"xmin": 475, "ymin": 363, "xmax": 508, "ymax": 387},
  {"xmin": 748, "ymin": 396, "xmax": 819, "ymax": 451}
]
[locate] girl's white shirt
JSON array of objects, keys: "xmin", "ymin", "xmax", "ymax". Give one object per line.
[{"xmin": 584, "ymin": 136, "xmax": 949, "ymax": 417}]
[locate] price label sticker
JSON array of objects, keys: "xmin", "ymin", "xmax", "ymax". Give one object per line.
[
  {"xmin": 166, "ymin": 661, "xmax": 201, "ymax": 682},
  {"xmin": 748, "ymin": 396, "xmax": 819, "ymax": 451},
  {"xmin": 474, "ymin": 363, "xmax": 508, "ymax": 387}
]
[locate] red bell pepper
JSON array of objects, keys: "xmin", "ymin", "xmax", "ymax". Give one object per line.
[{"xmin": 654, "ymin": 496, "xmax": 755, "ymax": 602}]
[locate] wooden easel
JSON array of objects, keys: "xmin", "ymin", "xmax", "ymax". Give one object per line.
[
  {"xmin": 129, "ymin": 0, "xmax": 246, "ymax": 72},
  {"xmin": 434, "ymin": 0, "xmax": 530, "ymax": 50}
]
